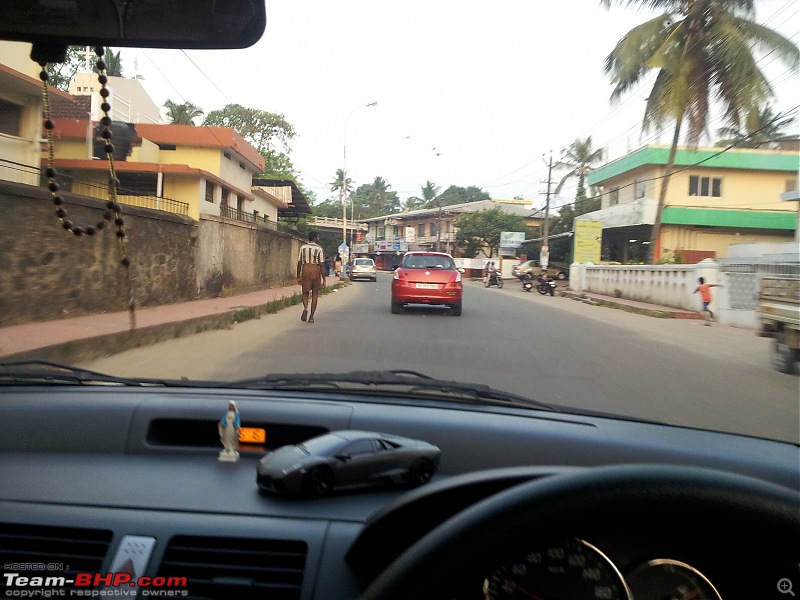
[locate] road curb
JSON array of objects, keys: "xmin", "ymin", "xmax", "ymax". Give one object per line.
[
  {"xmin": 560, "ymin": 291, "xmax": 701, "ymax": 320},
  {"xmin": 1, "ymin": 284, "xmax": 347, "ymax": 364}
]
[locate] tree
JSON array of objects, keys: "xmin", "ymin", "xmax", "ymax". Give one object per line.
[
  {"xmin": 454, "ymin": 207, "xmax": 526, "ymax": 258},
  {"xmin": 603, "ymin": 0, "xmax": 799, "ymax": 263},
  {"xmin": 437, "ymin": 185, "xmax": 491, "ymax": 207},
  {"xmin": 715, "ymin": 105, "xmax": 797, "ymax": 148},
  {"xmin": 45, "ymin": 46, "xmax": 92, "ymax": 92},
  {"xmin": 204, "ymin": 104, "xmax": 298, "ymax": 180},
  {"xmin": 330, "ymin": 169, "xmax": 354, "ymax": 202},
  {"xmin": 554, "ymin": 137, "xmax": 604, "ymax": 203},
  {"xmin": 351, "ymin": 177, "xmax": 401, "ymax": 218},
  {"xmin": 104, "ymin": 49, "xmax": 123, "ymax": 77},
  {"xmin": 163, "ymin": 100, "xmax": 204, "ymax": 125},
  {"xmin": 203, "ymin": 104, "xmax": 295, "ymax": 155}
]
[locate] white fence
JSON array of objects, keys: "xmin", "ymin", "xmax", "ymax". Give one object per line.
[{"xmin": 570, "ymin": 259, "xmax": 799, "ymax": 328}]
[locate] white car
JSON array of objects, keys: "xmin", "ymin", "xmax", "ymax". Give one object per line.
[{"xmin": 350, "ymin": 257, "xmax": 377, "ymax": 282}]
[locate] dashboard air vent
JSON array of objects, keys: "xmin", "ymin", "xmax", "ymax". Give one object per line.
[
  {"xmin": 0, "ymin": 523, "xmax": 112, "ymax": 593},
  {"xmin": 158, "ymin": 535, "xmax": 307, "ymax": 600}
]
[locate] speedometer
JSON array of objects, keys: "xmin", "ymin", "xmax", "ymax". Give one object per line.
[{"xmin": 483, "ymin": 537, "xmax": 632, "ymax": 600}]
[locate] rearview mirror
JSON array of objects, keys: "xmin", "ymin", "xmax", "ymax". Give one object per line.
[{"xmin": 1, "ymin": 0, "xmax": 266, "ymax": 57}]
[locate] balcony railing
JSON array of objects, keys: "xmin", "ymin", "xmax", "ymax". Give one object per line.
[
  {"xmin": 118, "ymin": 194, "xmax": 189, "ymax": 216},
  {"xmin": 220, "ymin": 204, "xmax": 278, "ymax": 230}
]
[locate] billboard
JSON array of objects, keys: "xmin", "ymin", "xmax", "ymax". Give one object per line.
[{"xmin": 573, "ymin": 220, "xmax": 602, "ymax": 264}]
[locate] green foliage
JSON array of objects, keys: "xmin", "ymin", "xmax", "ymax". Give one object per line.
[
  {"xmin": 163, "ymin": 100, "xmax": 204, "ymax": 125},
  {"xmin": 45, "ymin": 46, "xmax": 124, "ymax": 92},
  {"xmin": 351, "ymin": 177, "xmax": 402, "ymax": 218},
  {"xmin": 554, "ymin": 137, "xmax": 604, "ymax": 197},
  {"xmin": 104, "ymin": 49, "xmax": 123, "ymax": 77},
  {"xmin": 203, "ymin": 103, "xmax": 299, "ymax": 185},
  {"xmin": 46, "ymin": 46, "xmax": 94, "ymax": 92},
  {"xmin": 404, "ymin": 182, "xmax": 489, "ymax": 210},
  {"xmin": 454, "ymin": 207, "xmax": 526, "ymax": 258},
  {"xmin": 715, "ymin": 106, "xmax": 797, "ymax": 148},
  {"xmin": 204, "ymin": 104, "xmax": 295, "ymax": 154}
]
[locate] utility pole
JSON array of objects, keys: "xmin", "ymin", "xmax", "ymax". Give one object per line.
[{"xmin": 541, "ymin": 151, "xmax": 553, "ymax": 269}]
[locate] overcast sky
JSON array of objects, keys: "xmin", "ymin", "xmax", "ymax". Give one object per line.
[{"xmin": 122, "ymin": 0, "xmax": 799, "ymax": 210}]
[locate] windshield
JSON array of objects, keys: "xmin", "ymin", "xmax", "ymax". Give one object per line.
[{"xmin": 0, "ymin": 0, "xmax": 798, "ymax": 446}]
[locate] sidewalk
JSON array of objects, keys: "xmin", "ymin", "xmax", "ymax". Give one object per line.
[
  {"xmin": 0, "ymin": 282, "xmax": 311, "ymax": 363},
  {"xmin": 0, "ymin": 280, "xmax": 702, "ymax": 364}
]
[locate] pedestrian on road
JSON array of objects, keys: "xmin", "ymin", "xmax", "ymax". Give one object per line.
[
  {"xmin": 297, "ymin": 231, "xmax": 326, "ymax": 324},
  {"xmin": 694, "ymin": 277, "xmax": 722, "ymax": 325},
  {"xmin": 334, "ymin": 254, "xmax": 343, "ymax": 279}
]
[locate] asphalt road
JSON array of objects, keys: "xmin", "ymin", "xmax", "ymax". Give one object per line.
[{"xmin": 83, "ymin": 275, "xmax": 800, "ymax": 444}]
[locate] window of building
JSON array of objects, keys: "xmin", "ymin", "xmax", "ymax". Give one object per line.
[
  {"xmin": 0, "ymin": 98, "xmax": 23, "ymax": 136},
  {"xmin": 786, "ymin": 179, "xmax": 798, "ymax": 193},
  {"xmin": 378, "ymin": 227, "xmax": 385, "ymax": 239},
  {"xmin": 418, "ymin": 223, "xmax": 426, "ymax": 237},
  {"xmin": 689, "ymin": 175, "xmax": 722, "ymax": 197},
  {"xmin": 237, "ymin": 197, "xmax": 244, "ymax": 212},
  {"xmin": 220, "ymin": 188, "xmax": 229, "ymax": 207},
  {"xmin": 634, "ymin": 178, "xmax": 646, "ymax": 199},
  {"xmin": 205, "ymin": 182, "xmax": 215, "ymax": 203},
  {"xmin": 609, "ymin": 187, "xmax": 620, "ymax": 206}
]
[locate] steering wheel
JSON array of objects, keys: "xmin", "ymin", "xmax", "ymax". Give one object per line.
[{"xmin": 360, "ymin": 464, "xmax": 799, "ymax": 600}]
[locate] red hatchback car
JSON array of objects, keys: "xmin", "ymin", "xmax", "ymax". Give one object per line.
[{"xmin": 391, "ymin": 251, "xmax": 464, "ymax": 316}]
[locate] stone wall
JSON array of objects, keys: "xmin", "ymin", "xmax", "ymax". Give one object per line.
[
  {"xmin": 0, "ymin": 182, "xmax": 300, "ymax": 327},
  {"xmin": 197, "ymin": 215, "xmax": 298, "ymax": 297}
]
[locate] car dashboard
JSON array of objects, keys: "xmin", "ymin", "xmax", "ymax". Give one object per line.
[{"xmin": 0, "ymin": 386, "xmax": 797, "ymax": 600}]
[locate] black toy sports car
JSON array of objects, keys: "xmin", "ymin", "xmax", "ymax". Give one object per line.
[{"xmin": 256, "ymin": 430, "xmax": 441, "ymax": 496}]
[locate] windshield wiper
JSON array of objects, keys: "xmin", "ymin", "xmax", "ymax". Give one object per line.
[
  {"xmin": 224, "ymin": 369, "xmax": 560, "ymax": 412},
  {"xmin": 0, "ymin": 360, "xmax": 155, "ymax": 387}
]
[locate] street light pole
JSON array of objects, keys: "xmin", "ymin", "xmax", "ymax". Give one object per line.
[{"xmin": 342, "ymin": 101, "xmax": 377, "ymax": 258}]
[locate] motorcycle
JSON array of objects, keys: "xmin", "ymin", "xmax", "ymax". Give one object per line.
[
  {"xmin": 537, "ymin": 274, "xmax": 556, "ymax": 296},
  {"xmin": 484, "ymin": 271, "xmax": 503, "ymax": 289},
  {"xmin": 520, "ymin": 273, "xmax": 534, "ymax": 292}
]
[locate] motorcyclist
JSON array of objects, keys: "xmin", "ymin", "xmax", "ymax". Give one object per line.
[
  {"xmin": 485, "ymin": 262, "xmax": 500, "ymax": 287},
  {"xmin": 537, "ymin": 268, "xmax": 550, "ymax": 284}
]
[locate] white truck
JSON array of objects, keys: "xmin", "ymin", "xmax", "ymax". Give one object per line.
[{"xmin": 758, "ymin": 275, "xmax": 800, "ymax": 374}]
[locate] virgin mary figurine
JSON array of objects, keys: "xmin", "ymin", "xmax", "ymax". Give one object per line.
[{"xmin": 218, "ymin": 400, "xmax": 241, "ymax": 461}]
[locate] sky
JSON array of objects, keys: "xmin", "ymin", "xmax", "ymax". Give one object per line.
[{"xmin": 120, "ymin": 0, "xmax": 799, "ymax": 212}]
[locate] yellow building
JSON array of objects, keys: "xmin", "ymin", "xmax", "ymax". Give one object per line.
[
  {"xmin": 45, "ymin": 119, "xmax": 271, "ymax": 222},
  {"xmin": 582, "ymin": 145, "xmax": 799, "ymax": 262},
  {"xmin": 0, "ymin": 42, "xmax": 73, "ymax": 186}
]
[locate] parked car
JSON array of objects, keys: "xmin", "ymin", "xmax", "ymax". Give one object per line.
[
  {"xmin": 512, "ymin": 260, "xmax": 568, "ymax": 280},
  {"xmin": 391, "ymin": 251, "xmax": 464, "ymax": 316},
  {"xmin": 350, "ymin": 257, "xmax": 377, "ymax": 282},
  {"xmin": 256, "ymin": 430, "xmax": 440, "ymax": 496}
]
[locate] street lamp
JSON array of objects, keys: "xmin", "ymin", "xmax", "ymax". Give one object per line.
[{"xmin": 341, "ymin": 101, "xmax": 377, "ymax": 265}]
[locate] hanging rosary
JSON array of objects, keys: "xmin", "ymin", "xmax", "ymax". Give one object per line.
[{"xmin": 39, "ymin": 46, "xmax": 136, "ymax": 328}]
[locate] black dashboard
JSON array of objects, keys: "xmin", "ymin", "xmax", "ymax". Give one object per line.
[{"xmin": 1, "ymin": 386, "xmax": 798, "ymax": 600}]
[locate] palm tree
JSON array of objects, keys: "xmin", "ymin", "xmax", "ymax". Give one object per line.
[
  {"xmin": 420, "ymin": 180, "xmax": 441, "ymax": 209},
  {"xmin": 715, "ymin": 105, "xmax": 797, "ymax": 148},
  {"xmin": 602, "ymin": 0, "xmax": 799, "ymax": 263},
  {"xmin": 163, "ymin": 100, "xmax": 204, "ymax": 125},
  {"xmin": 330, "ymin": 169, "xmax": 354, "ymax": 200},
  {"xmin": 554, "ymin": 137, "xmax": 604, "ymax": 202},
  {"xmin": 104, "ymin": 49, "xmax": 123, "ymax": 77},
  {"xmin": 369, "ymin": 176, "xmax": 391, "ymax": 213}
]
